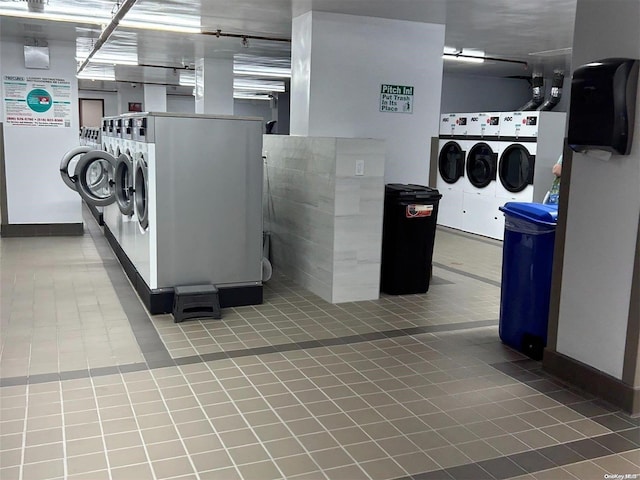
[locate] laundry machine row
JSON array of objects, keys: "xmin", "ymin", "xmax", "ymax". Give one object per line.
[
  {"xmin": 436, "ymin": 111, "xmax": 566, "ymax": 240},
  {"xmin": 62, "ymin": 112, "xmax": 265, "ymax": 314}
]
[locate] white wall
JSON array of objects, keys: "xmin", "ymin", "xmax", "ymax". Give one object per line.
[
  {"xmin": 0, "ymin": 39, "xmax": 81, "ymax": 224},
  {"xmin": 234, "ymin": 99, "xmax": 273, "ymax": 123},
  {"xmin": 291, "ymin": 12, "xmax": 445, "ymax": 185},
  {"xmin": 556, "ymin": 0, "xmax": 640, "ymax": 379}
]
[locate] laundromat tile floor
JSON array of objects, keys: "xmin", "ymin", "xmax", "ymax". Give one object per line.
[{"xmin": 2, "ymin": 211, "xmax": 638, "ymax": 480}]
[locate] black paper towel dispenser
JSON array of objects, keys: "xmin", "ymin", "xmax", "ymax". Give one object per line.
[{"xmin": 568, "ymin": 58, "xmax": 639, "ymax": 155}]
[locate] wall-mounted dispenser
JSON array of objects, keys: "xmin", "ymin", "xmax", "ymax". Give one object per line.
[{"xmin": 568, "ymin": 58, "xmax": 639, "ymax": 155}]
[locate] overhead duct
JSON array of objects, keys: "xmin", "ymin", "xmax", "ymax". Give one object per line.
[
  {"xmin": 537, "ymin": 71, "xmax": 564, "ymax": 111},
  {"xmin": 518, "ymin": 73, "xmax": 544, "ymax": 111}
]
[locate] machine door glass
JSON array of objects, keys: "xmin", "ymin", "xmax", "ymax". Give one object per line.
[
  {"xmin": 59, "ymin": 146, "xmax": 91, "ymax": 191},
  {"xmin": 135, "ymin": 154, "xmax": 149, "ymax": 230},
  {"xmin": 499, "ymin": 144, "xmax": 536, "ymax": 192},
  {"xmin": 115, "ymin": 151, "xmax": 134, "ymax": 215},
  {"xmin": 438, "ymin": 141, "xmax": 465, "ymax": 184},
  {"xmin": 75, "ymin": 150, "xmax": 117, "ymax": 206},
  {"xmin": 466, "ymin": 142, "xmax": 497, "ymax": 188}
]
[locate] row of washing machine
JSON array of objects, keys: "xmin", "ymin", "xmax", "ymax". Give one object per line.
[
  {"xmin": 60, "ymin": 112, "xmax": 265, "ymax": 313},
  {"xmin": 436, "ymin": 110, "xmax": 566, "ymax": 240}
]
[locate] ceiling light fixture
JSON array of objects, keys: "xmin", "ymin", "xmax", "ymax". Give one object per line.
[
  {"xmin": 442, "ymin": 53, "xmax": 485, "ymax": 64},
  {"xmin": 119, "ymin": 19, "xmax": 201, "ymax": 34},
  {"xmin": 85, "ymin": 58, "xmax": 139, "ymax": 66},
  {"xmin": 528, "ymin": 47, "xmax": 573, "ymax": 57},
  {"xmin": 0, "ymin": 8, "xmax": 108, "ymax": 26},
  {"xmin": 233, "ymin": 68, "xmax": 291, "ymax": 78}
]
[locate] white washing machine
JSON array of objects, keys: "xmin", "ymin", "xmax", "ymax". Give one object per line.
[
  {"xmin": 461, "ymin": 112, "xmax": 503, "ymax": 239},
  {"xmin": 76, "ymin": 112, "xmax": 264, "ymax": 314},
  {"xmin": 436, "ymin": 113, "xmax": 465, "ymax": 229},
  {"xmin": 497, "ymin": 111, "xmax": 566, "ymax": 204}
]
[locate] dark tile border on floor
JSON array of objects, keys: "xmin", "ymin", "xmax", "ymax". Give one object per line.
[
  {"xmin": 432, "ymin": 262, "xmax": 501, "ymax": 288},
  {"xmin": 0, "ymin": 318, "xmax": 499, "ymax": 387},
  {"xmin": 436, "ymin": 226, "xmax": 503, "ymax": 248},
  {"xmin": 394, "ymin": 426, "xmax": 640, "ymax": 480}
]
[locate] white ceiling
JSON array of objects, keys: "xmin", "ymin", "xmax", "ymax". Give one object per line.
[{"xmin": 0, "ymin": 0, "xmax": 578, "ymax": 93}]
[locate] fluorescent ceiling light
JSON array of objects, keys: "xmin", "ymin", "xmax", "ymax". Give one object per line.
[
  {"xmin": 119, "ymin": 20, "xmax": 200, "ymax": 34},
  {"xmin": 233, "ymin": 92, "xmax": 271, "ymax": 101},
  {"xmin": 85, "ymin": 58, "xmax": 139, "ymax": 66},
  {"xmin": 443, "ymin": 46, "xmax": 458, "ymax": 55},
  {"xmin": 442, "ymin": 54, "xmax": 485, "ymax": 64},
  {"xmin": 529, "ymin": 47, "xmax": 573, "ymax": 57},
  {"xmin": 77, "ymin": 72, "xmax": 116, "ymax": 81},
  {"xmin": 234, "ymin": 80, "xmax": 285, "ymax": 93},
  {"xmin": 0, "ymin": 8, "xmax": 108, "ymax": 26},
  {"xmin": 233, "ymin": 68, "xmax": 291, "ymax": 78}
]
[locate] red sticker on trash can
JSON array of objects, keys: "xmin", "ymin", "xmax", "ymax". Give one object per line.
[{"xmin": 406, "ymin": 204, "xmax": 433, "ymax": 218}]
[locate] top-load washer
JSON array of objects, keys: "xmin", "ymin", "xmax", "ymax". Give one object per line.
[
  {"xmin": 436, "ymin": 113, "xmax": 466, "ymax": 229},
  {"xmin": 460, "ymin": 113, "xmax": 503, "ymax": 239},
  {"xmin": 497, "ymin": 111, "xmax": 566, "ymax": 204}
]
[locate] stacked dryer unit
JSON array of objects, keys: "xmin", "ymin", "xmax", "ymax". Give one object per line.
[
  {"xmin": 462, "ymin": 112, "xmax": 504, "ymax": 239},
  {"xmin": 497, "ymin": 111, "xmax": 566, "ymax": 205},
  {"xmin": 78, "ymin": 112, "xmax": 264, "ymax": 313},
  {"xmin": 436, "ymin": 113, "xmax": 465, "ymax": 229}
]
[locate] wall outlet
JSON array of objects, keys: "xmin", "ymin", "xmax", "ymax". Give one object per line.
[{"xmin": 355, "ymin": 159, "xmax": 365, "ymax": 176}]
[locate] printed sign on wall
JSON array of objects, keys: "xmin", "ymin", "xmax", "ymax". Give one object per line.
[
  {"xmin": 380, "ymin": 84, "xmax": 414, "ymax": 114},
  {"xmin": 3, "ymin": 75, "xmax": 72, "ymax": 127}
]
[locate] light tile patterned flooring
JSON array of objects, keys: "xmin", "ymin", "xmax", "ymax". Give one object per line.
[{"xmin": 1, "ymin": 212, "xmax": 639, "ymax": 480}]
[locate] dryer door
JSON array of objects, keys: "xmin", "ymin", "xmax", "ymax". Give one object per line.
[
  {"xmin": 438, "ymin": 141, "xmax": 465, "ymax": 184},
  {"xmin": 74, "ymin": 150, "xmax": 117, "ymax": 206},
  {"xmin": 499, "ymin": 144, "xmax": 536, "ymax": 192},
  {"xmin": 135, "ymin": 155, "xmax": 149, "ymax": 230},
  {"xmin": 466, "ymin": 143, "xmax": 497, "ymax": 188},
  {"xmin": 60, "ymin": 146, "xmax": 92, "ymax": 191},
  {"xmin": 115, "ymin": 152, "xmax": 134, "ymax": 215}
]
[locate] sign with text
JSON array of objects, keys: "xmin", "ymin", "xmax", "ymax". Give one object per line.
[
  {"xmin": 380, "ymin": 84, "xmax": 414, "ymax": 114},
  {"xmin": 3, "ymin": 75, "xmax": 72, "ymax": 127}
]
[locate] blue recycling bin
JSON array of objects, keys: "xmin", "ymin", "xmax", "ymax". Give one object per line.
[{"xmin": 498, "ymin": 202, "xmax": 558, "ymax": 360}]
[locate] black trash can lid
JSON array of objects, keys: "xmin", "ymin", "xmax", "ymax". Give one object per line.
[{"xmin": 385, "ymin": 184, "xmax": 442, "ymax": 200}]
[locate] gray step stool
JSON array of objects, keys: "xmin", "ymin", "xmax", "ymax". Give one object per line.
[{"xmin": 172, "ymin": 284, "xmax": 221, "ymax": 323}]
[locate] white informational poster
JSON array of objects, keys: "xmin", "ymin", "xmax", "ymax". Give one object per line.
[{"xmin": 3, "ymin": 75, "xmax": 72, "ymax": 127}]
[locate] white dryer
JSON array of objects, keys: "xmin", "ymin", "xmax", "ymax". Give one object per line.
[
  {"xmin": 461, "ymin": 113, "xmax": 502, "ymax": 239},
  {"xmin": 436, "ymin": 113, "xmax": 466, "ymax": 229},
  {"xmin": 497, "ymin": 111, "xmax": 566, "ymax": 204}
]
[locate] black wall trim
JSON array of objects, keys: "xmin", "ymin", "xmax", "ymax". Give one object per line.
[
  {"xmin": 0, "ymin": 223, "xmax": 83, "ymax": 237},
  {"xmin": 543, "ymin": 349, "xmax": 639, "ymax": 415},
  {"xmin": 86, "ymin": 202, "xmax": 104, "ymax": 225},
  {"xmin": 104, "ymin": 224, "xmax": 263, "ymax": 314}
]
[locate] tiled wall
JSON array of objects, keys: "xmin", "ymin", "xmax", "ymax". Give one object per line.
[{"xmin": 263, "ymin": 136, "xmax": 385, "ymax": 303}]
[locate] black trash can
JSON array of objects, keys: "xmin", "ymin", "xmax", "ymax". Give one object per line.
[{"xmin": 381, "ymin": 184, "xmax": 442, "ymax": 295}]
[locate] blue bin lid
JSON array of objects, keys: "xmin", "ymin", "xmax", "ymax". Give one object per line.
[{"xmin": 499, "ymin": 202, "xmax": 558, "ymax": 226}]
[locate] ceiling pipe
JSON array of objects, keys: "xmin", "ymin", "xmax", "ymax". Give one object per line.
[
  {"xmin": 202, "ymin": 29, "xmax": 291, "ymax": 43},
  {"xmin": 77, "ymin": 0, "xmax": 138, "ymax": 75},
  {"xmin": 443, "ymin": 53, "xmax": 528, "ymax": 68}
]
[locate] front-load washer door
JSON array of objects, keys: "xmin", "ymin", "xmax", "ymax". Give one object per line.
[
  {"xmin": 438, "ymin": 141, "xmax": 465, "ymax": 184},
  {"xmin": 59, "ymin": 145, "xmax": 91, "ymax": 191},
  {"xmin": 74, "ymin": 150, "xmax": 117, "ymax": 206},
  {"xmin": 115, "ymin": 151, "xmax": 134, "ymax": 215},
  {"xmin": 466, "ymin": 143, "xmax": 497, "ymax": 189},
  {"xmin": 499, "ymin": 144, "xmax": 536, "ymax": 193},
  {"xmin": 134, "ymin": 155, "xmax": 149, "ymax": 230}
]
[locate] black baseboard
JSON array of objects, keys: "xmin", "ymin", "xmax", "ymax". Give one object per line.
[
  {"xmin": 543, "ymin": 349, "xmax": 639, "ymax": 415},
  {"xmin": 85, "ymin": 202, "xmax": 104, "ymax": 226},
  {"xmin": 103, "ymin": 224, "xmax": 263, "ymax": 315},
  {"xmin": 1, "ymin": 222, "xmax": 83, "ymax": 237}
]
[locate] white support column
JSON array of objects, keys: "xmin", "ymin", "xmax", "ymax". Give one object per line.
[
  {"xmin": 290, "ymin": 11, "xmax": 445, "ymax": 185},
  {"xmin": 143, "ymin": 84, "xmax": 167, "ymax": 112},
  {"xmin": 194, "ymin": 57, "xmax": 234, "ymax": 115}
]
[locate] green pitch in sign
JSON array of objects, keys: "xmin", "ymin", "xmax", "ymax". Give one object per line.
[{"xmin": 380, "ymin": 84, "xmax": 414, "ymax": 114}]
